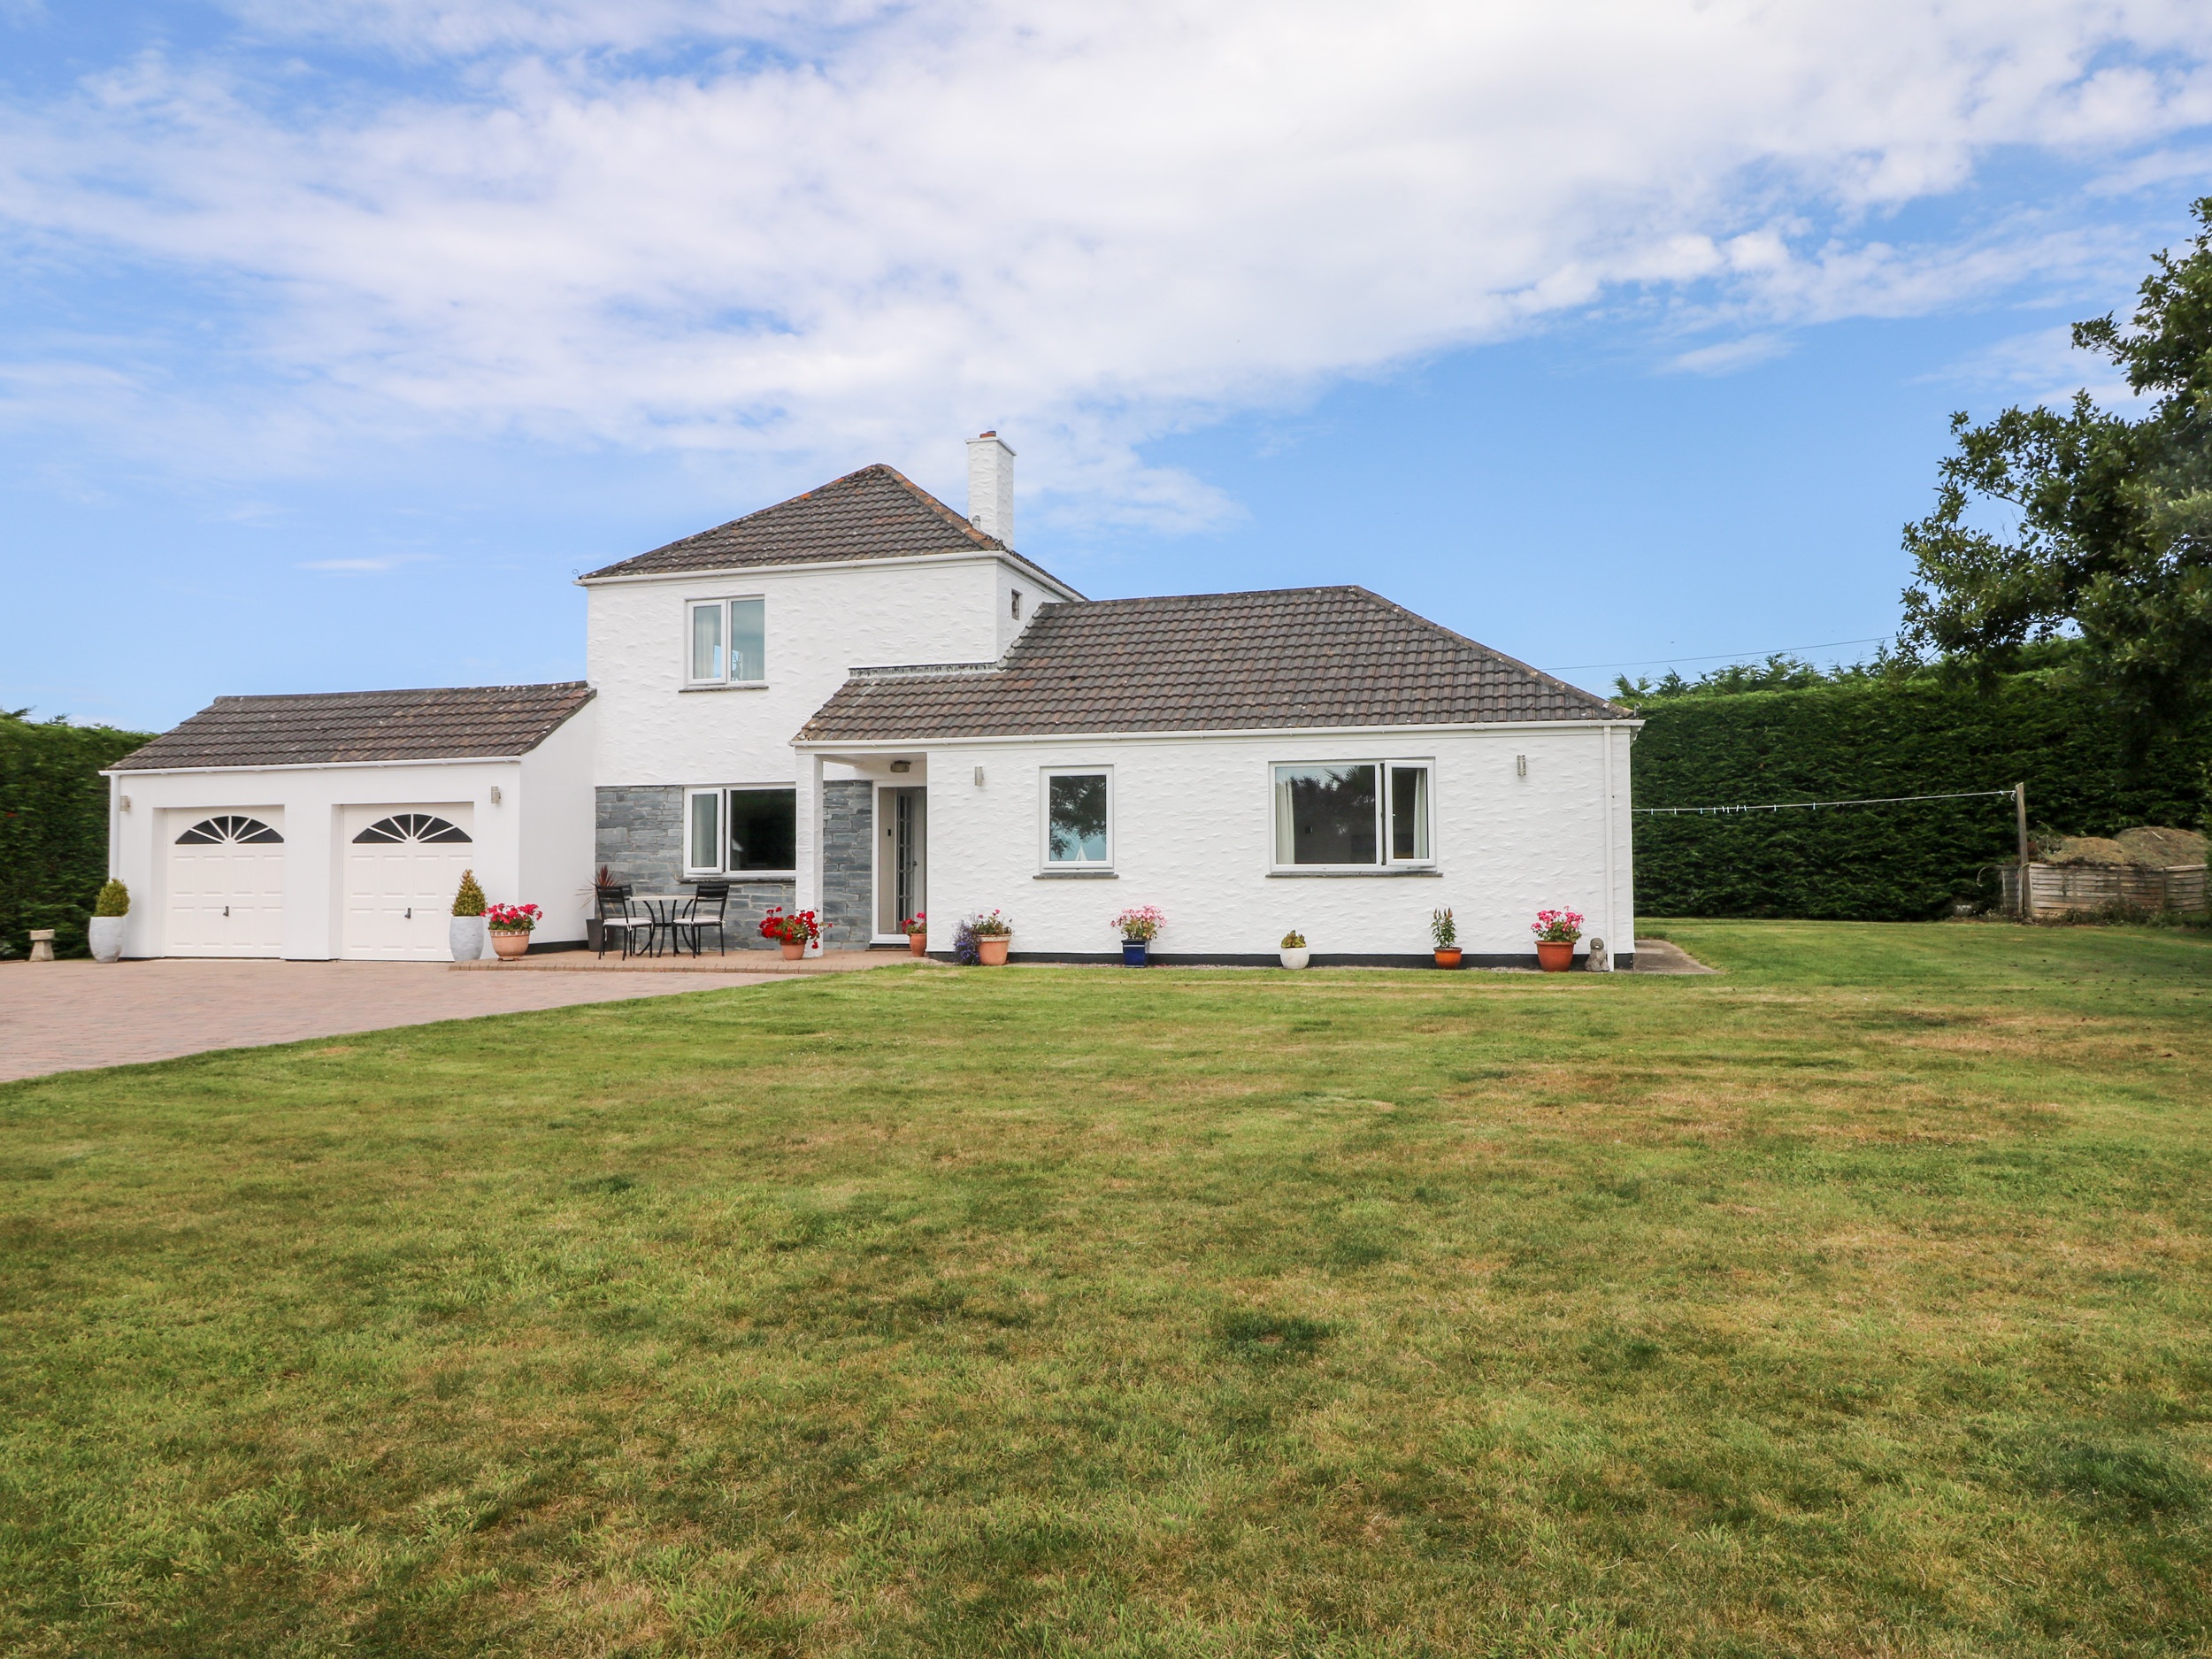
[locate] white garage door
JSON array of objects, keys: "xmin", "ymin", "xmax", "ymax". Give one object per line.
[
  {"xmin": 342, "ymin": 806, "xmax": 478, "ymax": 961},
  {"xmin": 167, "ymin": 814, "xmax": 288, "ymax": 957}
]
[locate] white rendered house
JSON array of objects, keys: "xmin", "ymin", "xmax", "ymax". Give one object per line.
[{"xmin": 107, "ymin": 434, "xmax": 1640, "ymax": 966}]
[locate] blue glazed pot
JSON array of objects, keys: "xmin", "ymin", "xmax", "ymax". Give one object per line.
[{"xmin": 1122, "ymin": 940, "xmax": 1149, "ymax": 967}]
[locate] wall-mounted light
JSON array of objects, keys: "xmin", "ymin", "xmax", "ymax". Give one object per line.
[
  {"xmin": 489, "ymin": 786, "xmax": 503, "ymax": 804},
  {"xmin": 889, "ymin": 758, "xmax": 911, "ymax": 773},
  {"xmin": 119, "ymin": 794, "xmax": 132, "ymax": 811},
  {"xmin": 973, "ymin": 766, "xmax": 986, "ymax": 787},
  {"xmin": 1515, "ymin": 755, "xmax": 1527, "ymax": 777}
]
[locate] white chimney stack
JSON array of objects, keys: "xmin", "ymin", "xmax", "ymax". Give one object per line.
[{"xmin": 966, "ymin": 430, "xmax": 1015, "ymax": 545}]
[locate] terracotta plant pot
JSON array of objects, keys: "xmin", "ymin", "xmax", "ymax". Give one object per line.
[
  {"xmin": 978, "ymin": 936, "xmax": 1010, "ymax": 965},
  {"xmin": 489, "ymin": 928, "xmax": 530, "ymax": 959},
  {"xmin": 1535, "ymin": 940, "xmax": 1574, "ymax": 972},
  {"xmin": 1433, "ymin": 948, "xmax": 1462, "ymax": 968},
  {"xmin": 908, "ymin": 933, "xmax": 927, "ymax": 956},
  {"xmin": 781, "ymin": 941, "xmax": 805, "ymax": 960}
]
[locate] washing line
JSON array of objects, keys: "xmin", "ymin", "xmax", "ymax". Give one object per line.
[{"xmin": 1633, "ymin": 787, "xmax": 2017, "ymax": 817}]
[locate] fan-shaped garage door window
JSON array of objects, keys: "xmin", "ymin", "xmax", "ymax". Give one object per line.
[
  {"xmin": 352, "ymin": 812, "xmax": 472, "ymax": 844},
  {"xmin": 175, "ymin": 815, "xmax": 284, "ymax": 845}
]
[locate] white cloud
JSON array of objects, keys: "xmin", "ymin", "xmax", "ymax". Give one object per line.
[
  {"xmin": 4, "ymin": 0, "xmax": 2212, "ymax": 524},
  {"xmin": 297, "ymin": 554, "xmax": 435, "ymax": 571},
  {"xmin": 1668, "ymin": 334, "xmax": 1793, "ymax": 375},
  {"xmin": 1931, "ymin": 322, "xmax": 2154, "ymax": 408}
]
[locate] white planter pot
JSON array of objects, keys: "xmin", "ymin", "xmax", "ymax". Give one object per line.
[
  {"xmin": 449, "ymin": 915, "xmax": 488, "ymax": 962},
  {"xmin": 1279, "ymin": 947, "xmax": 1310, "ymax": 970},
  {"xmin": 88, "ymin": 915, "xmax": 127, "ymax": 963}
]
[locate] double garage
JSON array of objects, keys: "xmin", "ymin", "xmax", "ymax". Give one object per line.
[
  {"xmin": 161, "ymin": 803, "xmax": 481, "ymax": 960},
  {"xmin": 104, "ymin": 684, "xmax": 596, "ymax": 962}
]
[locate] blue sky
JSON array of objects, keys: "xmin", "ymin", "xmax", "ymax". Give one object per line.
[{"xmin": 5, "ymin": 1, "xmax": 2212, "ymax": 733}]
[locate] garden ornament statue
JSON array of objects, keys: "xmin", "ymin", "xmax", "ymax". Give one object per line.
[{"xmin": 1586, "ymin": 936, "xmax": 1610, "ymax": 973}]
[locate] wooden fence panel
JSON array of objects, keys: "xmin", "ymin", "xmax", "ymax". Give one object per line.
[{"xmin": 1998, "ymin": 863, "xmax": 2208, "ymax": 917}]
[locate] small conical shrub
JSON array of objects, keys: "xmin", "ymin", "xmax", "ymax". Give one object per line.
[
  {"xmin": 452, "ymin": 869, "xmax": 486, "ymax": 917},
  {"xmin": 93, "ymin": 878, "xmax": 130, "ymax": 918}
]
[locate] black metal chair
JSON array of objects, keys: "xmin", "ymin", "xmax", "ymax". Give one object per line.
[
  {"xmin": 667, "ymin": 882, "xmax": 731, "ymax": 956},
  {"xmin": 595, "ymin": 884, "xmax": 645, "ymax": 958}
]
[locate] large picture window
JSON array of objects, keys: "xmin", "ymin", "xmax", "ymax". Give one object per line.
[
  {"xmin": 1272, "ymin": 761, "xmax": 1433, "ymax": 868},
  {"xmin": 1042, "ymin": 769, "xmax": 1111, "ymax": 867},
  {"xmin": 685, "ymin": 785, "xmax": 796, "ymax": 874},
  {"xmin": 687, "ymin": 597, "xmax": 766, "ymax": 684}
]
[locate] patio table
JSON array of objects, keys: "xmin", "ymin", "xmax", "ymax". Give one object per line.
[{"xmin": 629, "ymin": 893, "xmax": 696, "ymax": 957}]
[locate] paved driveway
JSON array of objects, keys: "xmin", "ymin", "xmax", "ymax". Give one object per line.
[{"xmin": 0, "ymin": 959, "xmax": 783, "ymax": 1083}]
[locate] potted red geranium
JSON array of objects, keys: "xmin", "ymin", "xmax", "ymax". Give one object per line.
[
  {"xmin": 1530, "ymin": 908, "xmax": 1582, "ymax": 972},
  {"xmin": 761, "ymin": 907, "xmax": 822, "ymax": 960},
  {"xmin": 485, "ymin": 902, "xmax": 541, "ymax": 960},
  {"xmin": 902, "ymin": 912, "xmax": 927, "ymax": 956}
]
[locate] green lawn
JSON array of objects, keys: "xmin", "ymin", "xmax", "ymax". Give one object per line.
[{"xmin": 4, "ymin": 922, "xmax": 2212, "ymax": 1657}]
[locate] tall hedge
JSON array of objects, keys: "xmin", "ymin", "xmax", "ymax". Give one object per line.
[
  {"xmin": 1631, "ymin": 672, "xmax": 2212, "ymax": 920},
  {"xmin": 1, "ymin": 714, "xmax": 154, "ymax": 959}
]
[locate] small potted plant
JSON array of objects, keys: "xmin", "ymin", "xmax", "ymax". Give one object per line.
[
  {"xmin": 761, "ymin": 907, "xmax": 822, "ymax": 960},
  {"xmin": 1531, "ymin": 907, "xmax": 1583, "ymax": 972},
  {"xmin": 1279, "ymin": 929, "xmax": 1310, "ymax": 970},
  {"xmin": 485, "ymin": 901, "xmax": 541, "ymax": 959},
  {"xmin": 1431, "ymin": 906, "xmax": 1461, "ymax": 969},
  {"xmin": 971, "ymin": 909, "xmax": 1013, "ymax": 965},
  {"xmin": 88, "ymin": 879, "xmax": 129, "ymax": 963},
  {"xmin": 450, "ymin": 869, "xmax": 488, "ymax": 961},
  {"xmin": 902, "ymin": 912, "xmax": 928, "ymax": 956},
  {"xmin": 1112, "ymin": 905, "xmax": 1163, "ymax": 967}
]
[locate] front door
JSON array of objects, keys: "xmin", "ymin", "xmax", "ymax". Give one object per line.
[{"xmin": 876, "ymin": 786, "xmax": 926, "ymax": 938}]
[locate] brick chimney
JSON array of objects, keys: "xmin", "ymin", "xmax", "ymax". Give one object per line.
[{"xmin": 966, "ymin": 431, "xmax": 1014, "ymax": 545}]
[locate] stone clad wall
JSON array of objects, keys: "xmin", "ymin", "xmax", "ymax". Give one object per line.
[
  {"xmin": 594, "ymin": 780, "xmax": 873, "ymax": 952},
  {"xmin": 822, "ymin": 781, "xmax": 873, "ymax": 948}
]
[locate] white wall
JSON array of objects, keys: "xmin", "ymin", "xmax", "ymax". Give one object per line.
[
  {"xmin": 516, "ymin": 703, "xmax": 599, "ymax": 942},
  {"xmin": 108, "ymin": 757, "xmax": 529, "ymax": 959},
  {"xmin": 895, "ymin": 721, "xmax": 1637, "ymax": 962},
  {"xmin": 585, "ymin": 554, "xmax": 1068, "ymax": 791}
]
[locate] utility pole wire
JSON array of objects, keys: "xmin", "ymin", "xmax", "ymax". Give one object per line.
[{"xmin": 1633, "ymin": 788, "xmax": 2018, "ymax": 817}]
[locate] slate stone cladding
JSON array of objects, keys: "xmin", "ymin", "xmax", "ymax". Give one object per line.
[
  {"xmin": 580, "ymin": 465, "xmax": 1073, "ymax": 595},
  {"xmin": 594, "ymin": 782, "xmax": 873, "ymax": 952},
  {"xmin": 821, "ymin": 781, "xmax": 873, "ymax": 947},
  {"xmin": 115, "ymin": 681, "xmax": 595, "ymax": 771},
  {"xmin": 595, "ymin": 786, "xmax": 687, "ymax": 895},
  {"xmin": 800, "ymin": 587, "xmax": 1630, "ymax": 743}
]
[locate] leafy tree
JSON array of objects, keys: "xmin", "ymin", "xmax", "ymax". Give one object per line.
[{"xmin": 1901, "ymin": 198, "xmax": 2212, "ymax": 740}]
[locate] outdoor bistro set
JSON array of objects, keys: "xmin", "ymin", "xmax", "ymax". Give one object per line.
[{"xmin": 591, "ymin": 883, "xmax": 733, "ymax": 958}]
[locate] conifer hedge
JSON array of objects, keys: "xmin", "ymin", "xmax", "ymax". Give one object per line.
[
  {"xmin": 1630, "ymin": 672, "xmax": 2212, "ymax": 920},
  {"xmin": 1, "ymin": 713, "xmax": 153, "ymax": 959}
]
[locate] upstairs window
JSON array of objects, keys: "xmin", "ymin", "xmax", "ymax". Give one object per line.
[
  {"xmin": 687, "ymin": 597, "xmax": 766, "ymax": 685},
  {"xmin": 1271, "ymin": 761, "xmax": 1433, "ymax": 868}
]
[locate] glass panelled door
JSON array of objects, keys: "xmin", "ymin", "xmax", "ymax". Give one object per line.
[{"xmin": 876, "ymin": 786, "xmax": 926, "ymax": 937}]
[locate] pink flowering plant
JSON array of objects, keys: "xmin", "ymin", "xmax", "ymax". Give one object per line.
[
  {"xmin": 1530, "ymin": 908, "xmax": 1584, "ymax": 944},
  {"xmin": 485, "ymin": 902, "xmax": 542, "ymax": 933},
  {"xmin": 1111, "ymin": 905, "xmax": 1164, "ymax": 943}
]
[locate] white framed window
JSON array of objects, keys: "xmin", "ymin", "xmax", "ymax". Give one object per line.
[
  {"xmin": 1271, "ymin": 760, "xmax": 1433, "ymax": 869},
  {"xmin": 685, "ymin": 785, "xmax": 797, "ymax": 875},
  {"xmin": 686, "ymin": 596, "xmax": 766, "ymax": 685},
  {"xmin": 1041, "ymin": 767, "xmax": 1112, "ymax": 868}
]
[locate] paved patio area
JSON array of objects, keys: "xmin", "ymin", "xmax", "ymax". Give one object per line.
[
  {"xmin": 0, "ymin": 958, "xmax": 791, "ymax": 1083},
  {"xmin": 452, "ymin": 947, "xmax": 917, "ymax": 973}
]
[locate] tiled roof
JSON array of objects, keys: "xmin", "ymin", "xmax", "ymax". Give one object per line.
[
  {"xmin": 110, "ymin": 682, "xmax": 595, "ymax": 772},
  {"xmin": 581, "ymin": 463, "xmax": 1011, "ymax": 580},
  {"xmin": 798, "ymin": 587, "xmax": 1627, "ymax": 742}
]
